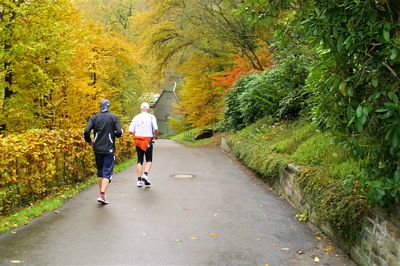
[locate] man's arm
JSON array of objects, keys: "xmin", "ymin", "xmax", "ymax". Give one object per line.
[
  {"xmin": 128, "ymin": 117, "xmax": 136, "ymax": 135},
  {"xmin": 151, "ymin": 115, "xmax": 159, "ymax": 139},
  {"xmin": 114, "ymin": 115, "xmax": 123, "ymax": 138},
  {"xmin": 83, "ymin": 116, "xmax": 95, "ymax": 143}
]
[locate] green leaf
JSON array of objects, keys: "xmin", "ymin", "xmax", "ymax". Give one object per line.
[
  {"xmin": 346, "ymin": 105, "xmax": 354, "ymax": 120},
  {"xmin": 375, "ymin": 107, "xmax": 388, "ymax": 113},
  {"xmin": 371, "ymin": 79, "xmax": 378, "ymax": 88},
  {"xmin": 390, "ymin": 48, "xmax": 400, "ymax": 60},
  {"xmin": 346, "ymin": 86, "xmax": 353, "ymax": 97},
  {"xmin": 356, "ymin": 106, "xmax": 363, "ymax": 117},
  {"xmin": 383, "ymin": 30, "xmax": 390, "ymax": 42},
  {"xmin": 315, "ymin": 7, "xmax": 320, "ymax": 16},
  {"xmin": 339, "ymin": 81, "xmax": 346, "ymax": 96},
  {"xmin": 394, "ymin": 171, "xmax": 400, "ymax": 182}
]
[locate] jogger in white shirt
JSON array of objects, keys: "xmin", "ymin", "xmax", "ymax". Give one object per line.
[{"xmin": 128, "ymin": 102, "xmax": 159, "ymax": 187}]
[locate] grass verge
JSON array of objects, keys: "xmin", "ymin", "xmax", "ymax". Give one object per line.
[{"xmin": 0, "ymin": 159, "xmax": 134, "ymax": 234}]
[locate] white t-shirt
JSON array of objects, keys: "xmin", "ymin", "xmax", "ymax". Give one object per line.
[{"xmin": 128, "ymin": 112, "xmax": 158, "ymax": 137}]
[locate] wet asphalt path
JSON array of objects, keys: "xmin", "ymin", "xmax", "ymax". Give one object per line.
[{"xmin": 0, "ymin": 139, "xmax": 355, "ymax": 266}]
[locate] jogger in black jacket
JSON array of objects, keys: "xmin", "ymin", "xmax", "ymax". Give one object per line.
[{"xmin": 84, "ymin": 99, "xmax": 123, "ymax": 204}]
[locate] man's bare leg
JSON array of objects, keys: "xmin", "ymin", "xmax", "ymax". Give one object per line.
[
  {"xmin": 136, "ymin": 163, "xmax": 143, "ymax": 177},
  {"xmin": 98, "ymin": 177, "xmax": 110, "ymax": 192},
  {"xmin": 144, "ymin": 162, "xmax": 152, "ymax": 173},
  {"xmin": 141, "ymin": 162, "xmax": 152, "ymax": 186},
  {"xmin": 97, "ymin": 177, "xmax": 110, "ymax": 204}
]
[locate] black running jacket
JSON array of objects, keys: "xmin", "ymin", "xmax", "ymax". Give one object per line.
[{"xmin": 84, "ymin": 111, "xmax": 123, "ymax": 154}]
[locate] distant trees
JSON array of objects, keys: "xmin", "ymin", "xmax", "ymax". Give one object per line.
[{"xmin": 132, "ymin": 0, "xmax": 273, "ymax": 131}]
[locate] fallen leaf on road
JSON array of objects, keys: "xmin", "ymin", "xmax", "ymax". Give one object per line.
[
  {"xmin": 208, "ymin": 233, "xmax": 220, "ymax": 237},
  {"xmin": 190, "ymin": 236, "xmax": 198, "ymax": 240},
  {"xmin": 175, "ymin": 239, "xmax": 182, "ymax": 242},
  {"xmin": 321, "ymin": 246, "xmax": 335, "ymax": 252},
  {"xmin": 10, "ymin": 260, "xmax": 21, "ymax": 264},
  {"xmin": 314, "ymin": 256, "xmax": 320, "ymax": 263},
  {"xmin": 255, "ymin": 238, "xmax": 261, "ymax": 241},
  {"xmin": 264, "ymin": 264, "xmax": 269, "ymax": 266},
  {"xmin": 315, "ymin": 236, "xmax": 322, "ymax": 241},
  {"xmin": 280, "ymin": 248, "xmax": 290, "ymax": 252}
]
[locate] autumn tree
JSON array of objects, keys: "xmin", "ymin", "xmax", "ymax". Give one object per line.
[
  {"xmin": 0, "ymin": 0, "xmax": 21, "ymax": 130},
  {"xmin": 0, "ymin": 0, "xmax": 83, "ymax": 131},
  {"xmin": 134, "ymin": 0, "xmax": 271, "ymax": 76},
  {"xmin": 63, "ymin": 24, "xmax": 146, "ymax": 126},
  {"xmin": 132, "ymin": 0, "xmax": 273, "ymax": 128},
  {"xmin": 73, "ymin": 0, "xmax": 139, "ymax": 34},
  {"xmin": 0, "ymin": 0, "xmax": 147, "ymax": 132}
]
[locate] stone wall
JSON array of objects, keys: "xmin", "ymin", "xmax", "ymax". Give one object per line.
[
  {"xmin": 221, "ymin": 135, "xmax": 400, "ymax": 266},
  {"xmin": 351, "ymin": 208, "xmax": 400, "ymax": 266},
  {"xmin": 277, "ymin": 165, "xmax": 400, "ymax": 266}
]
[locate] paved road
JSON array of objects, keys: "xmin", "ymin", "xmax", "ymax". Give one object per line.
[{"xmin": 0, "ymin": 139, "xmax": 355, "ymax": 266}]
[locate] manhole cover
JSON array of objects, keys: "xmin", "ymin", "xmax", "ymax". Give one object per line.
[{"xmin": 170, "ymin": 174, "xmax": 195, "ymax": 179}]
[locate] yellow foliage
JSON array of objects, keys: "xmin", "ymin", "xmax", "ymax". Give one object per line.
[
  {"xmin": 0, "ymin": 128, "xmax": 134, "ymax": 215},
  {"xmin": 176, "ymin": 53, "xmax": 228, "ymax": 128},
  {"xmin": 1, "ymin": 1, "xmax": 147, "ymax": 132}
]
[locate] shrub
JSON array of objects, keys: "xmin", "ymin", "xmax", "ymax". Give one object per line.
[
  {"xmin": 302, "ymin": 1, "xmax": 400, "ymax": 206},
  {"xmin": 0, "ymin": 128, "xmax": 134, "ymax": 215},
  {"xmin": 224, "ymin": 55, "xmax": 310, "ymax": 130},
  {"xmin": 224, "ymin": 74, "xmax": 255, "ymax": 131},
  {"xmin": 224, "ymin": 71, "xmax": 286, "ymax": 131},
  {"xmin": 239, "ymin": 72, "xmax": 285, "ymax": 125}
]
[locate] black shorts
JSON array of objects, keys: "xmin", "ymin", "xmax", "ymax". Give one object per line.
[{"xmin": 136, "ymin": 144, "xmax": 153, "ymax": 165}]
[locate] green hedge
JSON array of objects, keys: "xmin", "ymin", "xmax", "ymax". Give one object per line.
[{"xmin": 0, "ymin": 129, "xmax": 134, "ymax": 215}]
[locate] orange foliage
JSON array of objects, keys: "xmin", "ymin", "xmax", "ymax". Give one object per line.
[
  {"xmin": 175, "ymin": 52, "xmax": 227, "ymax": 128},
  {"xmin": 211, "ymin": 56, "xmax": 254, "ymax": 89},
  {"xmin": 211, "ymin": 47, "xmax": 273, "ymax": 92}
]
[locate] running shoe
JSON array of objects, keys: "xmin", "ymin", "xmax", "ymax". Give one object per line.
[
  {"xmin": 137, "ymin": 178, "xmax": 144, "ymax": 187},
  {"xmin": 142, "ymin": 174, "xmax": 151, "ymax": 187},
  {"xmin": 97, "ymin": 194, "xmax": 109, "ymax": 205}
]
